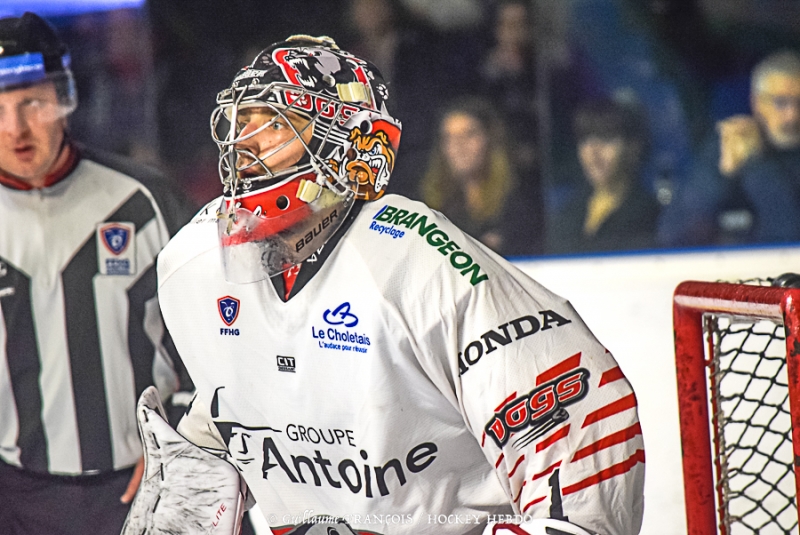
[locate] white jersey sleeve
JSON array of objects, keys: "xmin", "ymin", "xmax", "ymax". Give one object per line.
[
  {"xmin": 386, "ymin": 209, "xmax": 645, "ymax": 534},
  {"xmin": 453, "ymin": 266, "xmax": 642, "ymax": 534}
]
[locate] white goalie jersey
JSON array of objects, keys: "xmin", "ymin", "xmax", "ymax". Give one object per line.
[{"xmin": 156, "ymin": 194, "xmax": 645, "ymax": 535}]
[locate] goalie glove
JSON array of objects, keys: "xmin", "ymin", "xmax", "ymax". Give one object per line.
[
  {"xmin": 484, "ymin": 520, "xmax": 596, "ymax": 535},
  {"xmin": 121, "ymin": 386, "xmax": 246, "ymax": 535}
]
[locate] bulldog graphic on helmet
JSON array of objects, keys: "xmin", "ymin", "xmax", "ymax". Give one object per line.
[
  {"xmin": 328, "ymin": 114, "xmax": 399, "ymax": 200},
  {"xmin": 210, "ymin": 35, "xmax": 402, "ymax": 282}
]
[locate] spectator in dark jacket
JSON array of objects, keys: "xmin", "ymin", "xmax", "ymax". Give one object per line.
[
  {"xmin": 547, "ymin": 96, "xmax": 659, "ymax": 254},
  {"xmin": 659, "ymin": 50, "xmax": 800, "ymax": 247}
]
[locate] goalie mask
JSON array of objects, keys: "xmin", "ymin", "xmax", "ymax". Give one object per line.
[{"xmin": 211, "ymin": 35, "xmax": 402, "ymax": 282}]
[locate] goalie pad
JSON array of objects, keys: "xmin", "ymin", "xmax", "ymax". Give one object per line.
[
  {"xmin": 484, "ymin": 520, "xmax": 595, "ymax": 535},
  {"xmin": 121, "ymin": 386, "xmax": 246, "ymax": 535}
]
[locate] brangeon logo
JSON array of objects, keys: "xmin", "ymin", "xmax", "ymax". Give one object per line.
[
  {"xmin": 373, "ymin": 204, "xmax": 489, "ymax": 286},
  {"xmin": 458, "ymin": 310, "xmax": 572, "ymax": 375}
]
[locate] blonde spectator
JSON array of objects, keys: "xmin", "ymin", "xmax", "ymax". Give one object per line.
[{"xmin": 420, "ymin": 97, "xmax": 541, "ymax": 255}]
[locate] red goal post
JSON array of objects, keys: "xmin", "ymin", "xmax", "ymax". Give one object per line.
[{"xmin": 673, "ymin": 280, "xmax": 800, "ymax": 534}]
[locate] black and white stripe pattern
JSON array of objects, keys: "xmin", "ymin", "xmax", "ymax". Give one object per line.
[{"xmin": 0, "ymin": 154, "xmax": 191, "ymax": 475}]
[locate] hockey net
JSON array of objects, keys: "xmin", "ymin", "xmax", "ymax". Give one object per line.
[{"xmin": 673, "ymin": 278, "xmax": 800, "ymax": 534}]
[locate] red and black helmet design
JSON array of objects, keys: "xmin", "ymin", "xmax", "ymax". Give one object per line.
[
  {"xmin": 211, "ymin": 35, "xmax": 401, "ymax": 200},
  {"xmin": 212, "ymin": 36, "xmax": 403, "ymax": 280}
]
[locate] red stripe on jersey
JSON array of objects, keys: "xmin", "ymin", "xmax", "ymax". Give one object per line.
[
  {"xmin": 536, "ymin": 352, "xmax": 582, "ymax": 386},
  {"xmin": 599, "ymin": 366, "xmax": 625, "ymax": 387},
  {"xmin": 272, "ymin": 528, "xmax": 294, "ymax": 535},
  {"xmin": 495, "ymin": 392, "xmax": 518, "ymax": 412},
  {"xmin": 481, "ymin": 431, "xmax": 486, "ymax": 447},
  {"xmin": 507, "ymin": 455, "xmax": 525, "ymax": 478},
  {"xmin": 532, "ymin": 460, "xmax": 562, "ymax": 481},
  {"xmin": 536, "ymin": 424, "xmax": 570, "ymax": 453},
  {"xmin": 512, "ymin": 480, "xmax": 527, "ymax": 503},
  {"xmin": 571, "ymin": 423, "xmax": 643, "ymax": 462},
  {"xmin": 582, "ymin": 393, "xmax": 637, "ymax": 428},
  {"xmin": 282, "ymin": 264, "xmax": 301, "ymax": 300},
  {"xmin": 522, "ymin": 495, "xmax": 547, "ymax": 513},
  {"xmin": 562, "ymin": 449, "xmax": 645, "ymax": 495},
  {"xmin": 495, "ymin": 453, "xmax": 505, "ymax": 468}
]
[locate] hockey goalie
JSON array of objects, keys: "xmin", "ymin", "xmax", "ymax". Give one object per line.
[{"xmin": 123, "ymin": 35, "xmax": 645, "ymax": 535}]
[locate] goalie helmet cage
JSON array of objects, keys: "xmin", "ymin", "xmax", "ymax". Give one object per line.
[{"xmin": 673, "ymin": 280, "xmax": 800, "ymax": 535}]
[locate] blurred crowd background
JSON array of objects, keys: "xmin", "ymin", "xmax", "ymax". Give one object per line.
[{"xmin": 10, "ymin": 0, "xmax": 800, "ymax": 257}]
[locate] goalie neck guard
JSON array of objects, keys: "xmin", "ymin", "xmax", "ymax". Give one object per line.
[{"xmin": 211, "ymin": 35, "xmax": 402, "ymax": 281}]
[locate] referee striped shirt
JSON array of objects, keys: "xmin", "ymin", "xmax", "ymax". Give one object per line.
[{"xmin": 0, "ymin": 146, "xmax": 192, "ymax": 475}]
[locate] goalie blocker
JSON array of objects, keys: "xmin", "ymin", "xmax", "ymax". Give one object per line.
[{"xmin": 121, "ymin": 387, "xmax": 247, "ymax": 535}]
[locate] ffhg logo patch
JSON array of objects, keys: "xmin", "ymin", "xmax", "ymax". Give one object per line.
[
  {"xmin": 100, "ymin": 224, "xmax": 130, "ymax": 255},
  {"xmin": 218, "ymin": 296, "xmax": 240, "ymax": 326},
  {"xmin": 96, "ymin": 222, "xmax": 136, "ymax": 275}
]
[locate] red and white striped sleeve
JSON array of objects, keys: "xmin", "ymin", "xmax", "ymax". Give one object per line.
[{"xmin": 456, "ymin": 290, "xmax": 645, "ymax": 535}]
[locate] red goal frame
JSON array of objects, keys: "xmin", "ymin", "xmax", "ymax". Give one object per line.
[{"xmin": 673, "ymin": 281, "xmax": 800, "ymax": 534}]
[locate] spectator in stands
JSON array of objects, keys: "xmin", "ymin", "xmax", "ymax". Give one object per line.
[
  {"xmin": 419, "ymin": 96, "xmax": 542, "ymax": 256},
  {"xmin": 659, "ymin": 50, "xmax": 800, "ymax": 246},
  {"xmin": 477, "ymin": 0, "xmax": 544, "ymax": 253},
  {"xmin": 341, "ymin": 0, "xmax": 444, "ymax": 198},
  {"xmin": 64, "ymin": 9, "xmax": 159, "ymax": 164},
  {"xmin": 479, "ymin": 0, "xmax": 538, "ymax": 176},
  {"xmin": 399, "ymin": 0, "xmax": 483, "ymax": 32},
  {"xmin": 546, "ymin": 97, "xmax": 659, "ymax": 254}
]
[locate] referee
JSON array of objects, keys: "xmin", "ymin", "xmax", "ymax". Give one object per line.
[{"xmin": 0, "ymin": 12, "xmax": 194, "ymax": 534}]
